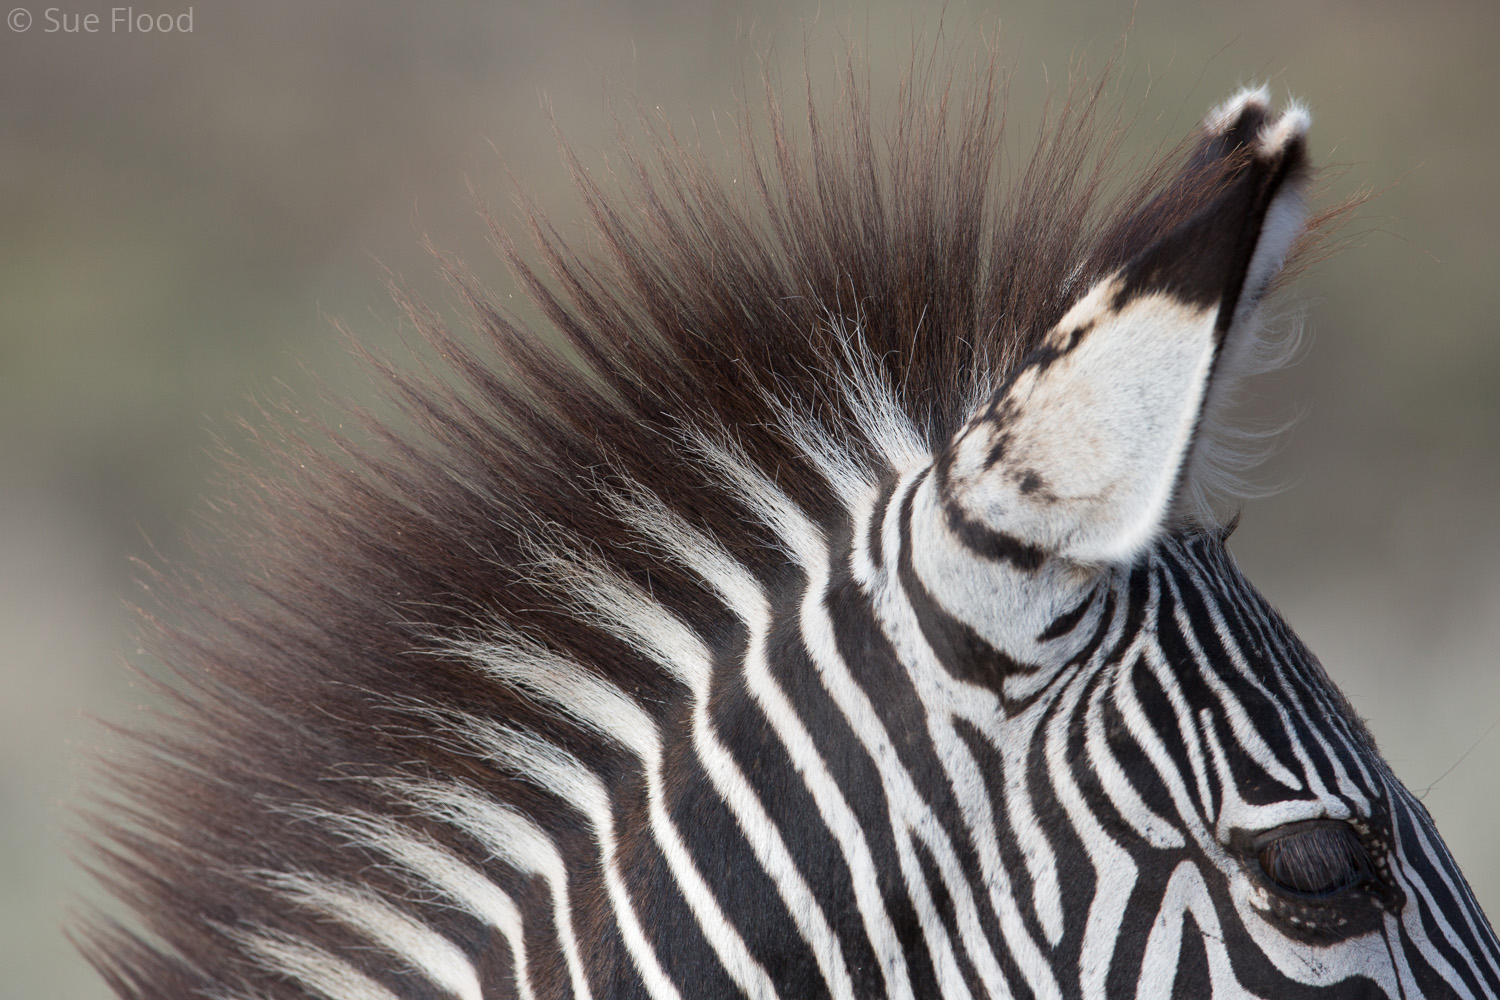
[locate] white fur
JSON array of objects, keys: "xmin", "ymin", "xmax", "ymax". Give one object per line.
[
  {"xmin": 1046, "ymin": 665, "xmax": 1137, "ymax": 999},
  {"xmin": 241, "ymin": 931, "xmax": 404, "ymax": 1000},
  {"xmin": 312, "ymin": 813, "xmax": 536, "ymax": 1000},
  {"xmin": 452, "ymin": 627, "xmax": 785, "ymax": 1000},
  {"xmin": 265, "ymin": 874, "xmax": 483, "ymax": 1000},
  {"xmin": 1135, "ymin": 863, "xmax": 1259, "ymax": 1000},
  {"xmin": 1204, "ymin": 85, "xmax": 1271, "ymax": 134},
  {"xmin": 1257, "ymin": 102, "xmax": 1311, "ymax": 158},
  {"xmin": 863, "ymin": 468, "xmax": 1068, "ymax": 984},
  {"xmin": 1173, "ymin": 300, "xmax": 1306, "ymax": 530},
  {"xmin": 457, "ymin": 722, "xmax": 682, "ymax": 1000},
  {"xmin": 820, "ymin": 311, "xmax": 930, "ymax": 472},
  {"xmin": 392, "ymin": 780, "xmax": 594, "ymax": 1000},
  {"xmin": 685, "ymin": 431, "xmax": 922, "ymax": 1000},
  {"xmin": 764, "ymin": 392, "xmax": 881, "ymax": 510},
  {"xmin": 946, "ymin": 282, "xmax": 1220, "ymax": 565}
]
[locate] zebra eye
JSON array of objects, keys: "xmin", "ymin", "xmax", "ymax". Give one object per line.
[{"xmin": 1255, "ymin": 822, "xmax": 1373, "ymax": 897}]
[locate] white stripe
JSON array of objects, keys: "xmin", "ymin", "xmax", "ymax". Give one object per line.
[
  {"xmin": 700, "ymin": 433, "xmax": 1042, "ymax": 1000},
  {"xmin": 459, "ymin": 722, "xmax": 683, "ymax": 1000},
  {"xmin": 888, "ymin": 817, "xmax": 977, "ymax": 1000},
  {"xmin": 1385, "ymin": 910, "xmax": 1425, "ymax": 1000},
  {"xmin": 870, "ymin": 469, "xmax": 1066, "ymax": 989},
  {"xmin": 524, "ymin": 549, "xmax": 785, "ymax": 1000},
  {"xmin": 454, "ymin": 635, "xmax": 659, "ymax": 763},
  {"xmin": 1159, "ymin": 570, "xmax": 1302, "ymax": 793},
  {"xmin": 1210, "ymin": 559, "xmax": 1379, "ymax": 801},
  {"xmin": 1106, "ymin": 585, "xmax": 1222, "ymax": 852},
  {"xmin": 534, "ymin": 547, "xmax": 709, "ymax": 691},
  {"xmin": 689, "ymin": 430, "xmax": 918, "ymax": 1000},
  {"xmin": 266, "ymin": 874, "xmax": 482, "ymax": 1000},
  {"xmin": 608, "ymin": 484, "xmax": 859, "ymax": 998},
  {"xmin": 1169, "ymin": 549, "xmax": 1371, "ymax": 815},
  {"xmin": 396, "ymin": 780, "xmax": 594, "ymax": 1000},
  {"xmin": 1388, "ymin": 784, "xmax": 1488, "ymax": 999},
  {"xmin": 1046, "ymin": 665, "xmax": 1136, "ymax": 999},
  {"xmin": 314, "ymin": 812, "xmax": 537, "ymax": 1000},
  {"xmin": 242, "ymin": 931, "xmax": 404, "ymax": 1000},
  {"xmin": 1135, "ymin": 862, "xmax": 1260, "ymax": 1000},
  {"xmin": 1083, "ymin": 658, "xmax": 1184, "ymax": 850},
  {"xmin": 1198, "ymin": 708, "xmax": 1347, "ymax": 840},
  {"xmin": 1138, "ymin": 620, "xmax": 1217, "ymax": 823}
]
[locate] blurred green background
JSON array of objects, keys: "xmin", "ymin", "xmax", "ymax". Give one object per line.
[{"xmin": 2, "ymin": 1, "xmax": 1496, "ymax": 996}]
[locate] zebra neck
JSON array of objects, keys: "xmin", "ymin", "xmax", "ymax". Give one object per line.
[{"xmin": 855, "ymin": 464, "xmax": 1114, "ymax": 702}]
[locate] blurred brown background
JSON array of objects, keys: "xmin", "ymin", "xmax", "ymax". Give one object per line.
[{"xmin": 2, "ymin": 1, "xmax": 1496, "ymax": 996}]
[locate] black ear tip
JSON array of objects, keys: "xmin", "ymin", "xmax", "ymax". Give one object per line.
[{"xmin": 1201, "ymin": 87, "xmax": 1311, "ymax": 173}]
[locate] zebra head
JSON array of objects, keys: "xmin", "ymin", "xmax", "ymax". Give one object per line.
[
  {"xmin": 906, "ymin": 89, "xmax": 1500, "ymax": 997},
  {"xmin": 84, "ymin": 73, "xmax": 1497, "ymax": 1000}
]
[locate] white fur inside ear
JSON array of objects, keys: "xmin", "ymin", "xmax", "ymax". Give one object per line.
[
  {"xmin": 946, "ymin": 280, "xmax": 1218, "ymax": 565},
  {"xmin": 1230, "ymin": 178, "xmax": 1306, "ymax": 335}
]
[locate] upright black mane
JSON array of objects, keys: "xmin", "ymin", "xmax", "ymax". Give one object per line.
[{"xmin": 80, "ymin": 51, "xmax": 1341, "ymax": 998}]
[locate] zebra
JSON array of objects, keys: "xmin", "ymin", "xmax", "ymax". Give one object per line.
[{"xmin": 80, "ymin": 59, "xmax": 1500, "ymax": 1000}]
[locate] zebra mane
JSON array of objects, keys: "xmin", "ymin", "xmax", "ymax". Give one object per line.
[{"xmin": 80, "ymin": 53, "xmax": 1347, "ymax": 996}]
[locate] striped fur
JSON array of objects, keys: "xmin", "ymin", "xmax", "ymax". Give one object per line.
[{"xmin": 82, "ymin": 57, "xmax": 1497, "ymax": 1000}]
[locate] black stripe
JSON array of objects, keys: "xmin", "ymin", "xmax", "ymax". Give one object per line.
[
  {"xmin": 1038, "ymin": 586, "xmax": 1100, "ymax": 643},
  {"xmin": 929, "ymin": 460, "xmax": 1047, "ymax": 571},
  {"xmin": 894, "ymin": 478, "xmax": 1045, "ymax": 699}
]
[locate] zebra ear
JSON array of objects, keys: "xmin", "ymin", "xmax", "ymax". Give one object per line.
[{"xmin": 938, "ymin": 89, "xmax": 1310, "ymax": 566}]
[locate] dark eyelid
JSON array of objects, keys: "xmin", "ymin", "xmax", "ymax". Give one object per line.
[{"xmin": 1254, "ymin": 820, "xmax": 1372, "ymax": 898}]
